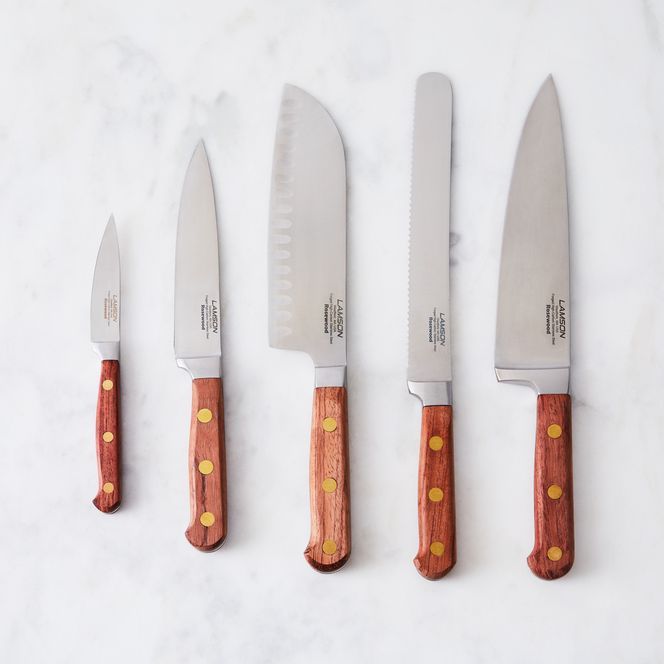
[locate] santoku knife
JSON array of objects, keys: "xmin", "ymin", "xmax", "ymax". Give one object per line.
[
  {"xmin": 175, "ymin": 141, "xmax": 227, "ymax": 552},
  {"xmin": 495, "ymin": 76, "xmax": 574, "ymax": 579},
  {"xmin": 407, "ymin": 73, "xmax": 456, "ymax": 580},
  {"xmin": 90, "ymin": 215, "xmax": 122, "ymax": 513},
  {"xmin": 269, "ymin": 85, "xmax": 350, "ymax": 572}
]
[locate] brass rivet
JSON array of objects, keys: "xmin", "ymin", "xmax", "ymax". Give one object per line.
[
  {"xmin": 197, "ymin": 408, "xmax": 213, "ymax": 423},
  {"xmin": 200, "ymin": 512, "xmax": 215, "ymax": 527},
  {"xmin": 198, "ymin": 460, "xmax": 214, "ymax": 475},
  {"xmin": 547, "ymin": 424, "xmax": 562, "ymax": 439},
  {"xmin": 102, "ymin": 431, "xmax": 114, "ymax": 443},
  {"xmin": 547, "ymin": 484, "xmax": 563, "ymax": 500},
  {"xmin": 322, "ymin": 539, "xmax": 337, "ymax": 555},
  {"xmin": 322, "ymin": 417, "xmax": 337, "ymax": 432},
  {"xmin": 430, "ymin": 541, "xmax": 445, "ymax": 557},
  {"xmin": 428, "ymin": 487, "xmax": 444, "ymax": 502},
  {"xmin": 547, "ymin": 546, "xmax": 563, "ymax": 561},
  {"xmin": 102, "ymin": 482, "xmax": 114, "ymax": 494},
  {"xmin": 322, "ymin": 477, "xmax": 337, "ymax": 493},
  {"xmin": 102, "ymin": 380, "xmax": 113, "ymax": 391},
  {"xmin": 429, "ymin": 436, "xmax": 444, "ymax": 451}
]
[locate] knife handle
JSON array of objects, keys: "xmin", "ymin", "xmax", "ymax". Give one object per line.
[
  {"xmin": 304, "ymin": 386, "xmax": 351, "ymax": 572},
  {"xmin": 528, "ymin": 394, "xmax": 574, "ymax": 579},
  {"xmin": 93, "ymin": 360, "xmax": 121, "ymax": 513},
  {"xmin": 185, "ymin": 378, "xmax": 227, "ymax": 552},
  {"xmin": 413, "ymin": 405, "xmax": 456, "ymax": 579}
]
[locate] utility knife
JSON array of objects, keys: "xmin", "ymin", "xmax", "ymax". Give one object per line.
[
  {"xmin": 495, "ymin": 76, "xmax": 574, "ymax": 579},
  {"xmin": 175, "ymin": 141, "xmax": 227, "ymax": 552},
  {"xmin": 90, "ymin": 215, "xmax": 122, "ymax": 513},
  {"xmin": 269, "ymin": 85, "xmax": 350, "ymax": 572},
  {"xmin": 407, "ymin": 73, "xmax": 456, "ymax": 580}
]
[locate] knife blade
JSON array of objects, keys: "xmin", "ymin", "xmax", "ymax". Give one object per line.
[
  {"xmin": 269, "ymin": 84, "xmax": 350, "ymax": 572},
  {"xmin": 407, "ymin": 73, "xmax": 456, "ymax": 580},
  {"xmin": 175, "ymin": 141, "xmax": 227, "ymax": 552},
  {"xmin": 495, "ymin": 75, "xmax": 573, "ymax": 579},
  {"xmin": 90, "ymin": 215, "xmax": 121, "ymax": 513}
]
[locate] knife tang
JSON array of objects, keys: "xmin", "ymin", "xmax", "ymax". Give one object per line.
[
  {"xmin": 184, "ymin": 378, "xmax": 227, "ymax": 552},
  {"xmin": 413, "ymin": 405, "xmax": 456, "ymax": 579},
  {"xmin": 304, "ymin": 386, "xmax": 351, "ymax": 572},
  {"xmin": 528, "ymin": 394, "xmax": 574, "ymax": 579},
  {"xmin": 93, "ymin": 359, "xmax": 121, "ymax": 513}
]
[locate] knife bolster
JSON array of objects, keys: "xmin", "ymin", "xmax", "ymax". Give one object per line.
[
  {"xmin": 495, "ymin": 367, "xmax": 569, "ymax": 395},
  {"xmin": 177, "ymin": 357, "xmax": 223, "ymax": 380},
  {"xmin": 314, "ymin": 365, "xmax": 346, "ymax": 387},
  {"xmin": 408, "ymin": 380, "xmax": 452, "ymax": 407}
]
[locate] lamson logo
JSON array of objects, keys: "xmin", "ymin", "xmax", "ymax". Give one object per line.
[
  {"xmin": 211, "ymin": 300, "xmax": 219, "ymax": 334},
  {"xmin": 336, "ymin": 299, "xmax": 344, "ymax": 339},
  {"xmin": 558, "ymin": 299, "xmax": 566, "ymax": 339}
]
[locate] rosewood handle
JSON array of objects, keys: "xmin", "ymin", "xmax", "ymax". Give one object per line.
[
  {"xmin": 528, "ymin": 393, "xmax": 574, "ymax": 579},
  {"xmin": 304, "ymin": 386, "xmax": 351, "ymax": 572},
  {"xmin": 93, "ymin": 359, "xmax": 121, "ymax": 513},
  {"xmin": 413, "ymin": 405, "xmax": 456, "ymax": 579},
  {"xmin": 185, "ymin": 378, "xmax": 227, "ymax": 552}
]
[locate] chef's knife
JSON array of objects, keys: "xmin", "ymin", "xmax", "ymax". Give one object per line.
[
  {"xmin": 407, "ymin": 73, "xmax": 456, "ymax": 580},
  {"xmin": 269, "ymin": 85, "xmax": 350, "ymax": 572},
  {"xmin": 495, "ymin": 76, "xmax": 574, "ymax": 579},
  {"xmin": 175, "ymin": 141, "xmax": 227, "ymax": 552},
  {"xmin": 90, "ymin": 215, "xmax": 122, "ymax": 513}
]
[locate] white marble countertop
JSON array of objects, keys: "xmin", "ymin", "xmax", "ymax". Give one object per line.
[{"xmin": 1, "ymin": 1, "xmax": 663, "ymax": 661}]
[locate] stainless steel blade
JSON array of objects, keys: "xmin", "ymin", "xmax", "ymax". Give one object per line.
[
  {"xmin": 407, "ymin": 73, "xmax": 453, "ymax": 406},
  {"xmin": 91, "ymin": 215, "xmax": 120, "ymax": 360},
  {"xmin": 268, "ymin": 85, "xmax": 347, "ymax": 384},
  {"xmin": 174, "ymin": 141, "xmax": 222, "ymax": 379},
  {"xmin": 495, "ymin": 76, "xmax": 570, "ymax": 394}
]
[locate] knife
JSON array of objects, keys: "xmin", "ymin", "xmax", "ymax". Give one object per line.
[
  {"xmin": 407, "ymin": 73, "xmax": 456, "ymax": 580},
  {"xmin": 269, "ymin": 85, "xmax": 350, "ymax": 572},
  {"xmin": 175, "ymin": 141, "xmax": 227, "ymax": 552},
  {"xmin": 495, "ymin": 76, "xmax": 574, "ymax": 579},
  {"xmin": 90, "ymin": 215, "xmax": 122, "ymax": 513}
]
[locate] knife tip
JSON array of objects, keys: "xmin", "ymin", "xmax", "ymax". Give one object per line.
[{"xmin": 194, "ymin": 139, "xmax": 207, "ymax": 156}]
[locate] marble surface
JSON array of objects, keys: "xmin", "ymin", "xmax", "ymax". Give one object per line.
[{"xmin": 1, "ymin": 0, "xmax": 663, "ymax": 661}]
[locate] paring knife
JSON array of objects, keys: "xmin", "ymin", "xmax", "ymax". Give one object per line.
[
  {"xmin": 175, "ymin": 141, "xmax": 227, "ymax": 552},
  {"xmin": 495, "ymin": 76, "xmax": 574, "ymax": 580},
  {"xmin": 269, "ymin": 85, "xmax": 350, "ymax": 572},
  {"xmin": 407, "ymin": 73, "xmax": 456, "ymax": 580},
  {"xmin": 90, "ymin": 215, "xmax": 122, "ymax": 513}
]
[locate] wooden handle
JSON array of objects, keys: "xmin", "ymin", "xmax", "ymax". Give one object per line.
[
  {"xmin": 528, "ymin": 394, "xmax": 574, "ymax": 579},
  {"xmin": 93, "ymin": 360, "xmax": 121, "ymax": 513},
  {"xmin": 304, "ymin": 386, "xmax": 351, "ymax": 572},
  {"xmin": 413, "ymin": 405, "xmax": 456, "ymax": 579},
  {"xmin": 185, "ymin": 378, "xmax": 227, "ymax": 552}
]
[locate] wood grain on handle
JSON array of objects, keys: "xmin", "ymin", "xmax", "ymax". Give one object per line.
[
  {"xmin": 93, "ymin": 359, "xmax": 121, "ymax": 513},
  {"xmin": 414, "ymin": 405, "xmax": 456, "ymax": 580},
  {"xmin": 304, "ymin": 386, "xmax": 351, "ymax": 572},
  {"xmin": 528, "ymin": 393, "xmax": 574, "ymax": 580},
  {"xmin": 185, "ymin": 378, "xmax": 227, "ymax": 552}
]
